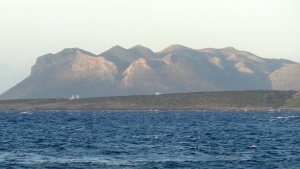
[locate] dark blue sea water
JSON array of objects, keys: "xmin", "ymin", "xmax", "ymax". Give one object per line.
[{"xmin": 0, "ymin": 110, "xmax": 300, "ymax": 168}]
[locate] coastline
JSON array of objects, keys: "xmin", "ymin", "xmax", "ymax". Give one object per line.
[{"xmin": 1, "ymin": 90, "xmax": 299, "ymax": 111}]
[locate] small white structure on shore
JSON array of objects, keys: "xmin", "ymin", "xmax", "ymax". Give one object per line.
[
  {"xmin": 155, "ymin": 92, "xmax": 161, "ymax": 95},
  {"xmin": 69, "ymin": 95, "xmax": 80, "ymax": 100}
]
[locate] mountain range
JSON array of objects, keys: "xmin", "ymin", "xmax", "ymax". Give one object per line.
[{"xmin": 0, "ymin": 45, "xmax": 299, "ymax": 99}]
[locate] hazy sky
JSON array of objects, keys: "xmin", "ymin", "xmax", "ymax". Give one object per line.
[{"xmin": 0, "ymin": 0, "xmax": 300, "ymax": 94}]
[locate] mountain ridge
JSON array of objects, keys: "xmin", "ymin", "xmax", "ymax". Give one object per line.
[{"xmin": 0, "ymin": 45, "xmax": 299, "ymax": 99}]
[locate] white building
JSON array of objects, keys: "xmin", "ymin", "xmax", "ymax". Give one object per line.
[{"xmin": 69, "ymin": 95, "xmax": 80, "ymax": 100}]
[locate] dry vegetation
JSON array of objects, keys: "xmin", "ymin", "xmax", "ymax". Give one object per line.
[{"xmin": 0, "ymin": 90, "xmax": 298, "ymax": 110}]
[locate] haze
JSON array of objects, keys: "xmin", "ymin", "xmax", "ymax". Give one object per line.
[{"xmin": 0, "ymin": 0, "xmax": 299, "ymax": 94}]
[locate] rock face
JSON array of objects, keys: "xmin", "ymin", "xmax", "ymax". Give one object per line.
[{"xmin": 0, "ymin": 45, "xmax": 298, "ymax": 99}]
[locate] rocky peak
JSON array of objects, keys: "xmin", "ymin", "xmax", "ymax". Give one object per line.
[
  {"xmin": 31, "ymin": 48, "xmax": 93, "ymax": 76},
  {"xmin": 221, "ymin": 47, "xmax": 237, "ymax": 52},
  {"xmin": 130, "ymin": 45, "xmax": 149, "ymax": 50},
  {"xmin": 100, "ymin": 45, "xmax": 140, "ymax": 62},
  {"xmin": 109, "ymin": 45, "xmax": 126, "ymax": 51},
  {"xmin": 198, "ymin": 48, "xmax": 217, "ymax": 54},
  {"xmin": 157, "ymin": 44, "xmax": 193, "ymax": 55},
  {"xmin": 128, "ymin": 45, "xmax": 158, "ymax": 59},
  {"xmin": 99, "ymin": 45, "xmax": 130, "ymax": 57},
  {"xmin": 61, "ymin": 47, "xmax": 78, "ymax": 53},
  {"xmin": 128, "ymin": 45, "xmax": 153, "ymax": 53}
]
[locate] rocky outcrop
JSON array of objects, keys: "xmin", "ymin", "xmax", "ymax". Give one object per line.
[
  {"xmin": 209, "ymin": 57, "xmax": 223, "ymax": 69},
  {"xmin": 122, "ymin": 58, "xmax": 152, "ymax": 87},
  {"xmin": 235, "ymin": 62, "xmax": 254, "ymax": 74},
  {"xmin": 72, "ymin": 54, "xmax": 118, "ymax": 81},
  {"xmin": 0, "ymin": 45, "xmax": 298, "ymax": 99}
]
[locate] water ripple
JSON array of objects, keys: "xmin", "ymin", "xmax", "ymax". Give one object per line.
[{"xmin": 0, "ymin": 110, "xmax": 300, "ymax": 168}]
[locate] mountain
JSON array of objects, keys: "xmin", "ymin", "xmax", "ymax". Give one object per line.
[
  {"xmin": 0, "ymin": 45, "xmax": 298, "ymax": 99},
  {"xmin": 1, "ymin": 48, "xmax": 119, "ymax": 99},
  {"xmin": 269, "ymin": 63, "xmax": 300, "ymax": 90}
]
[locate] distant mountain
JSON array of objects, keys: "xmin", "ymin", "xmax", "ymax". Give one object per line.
[{"xmin": 0, "ymin": 45, "xmax": 298, "ymax": 99}]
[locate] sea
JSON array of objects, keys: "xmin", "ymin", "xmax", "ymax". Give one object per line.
[{"xmin": 0, "ymin": 110, "xmax": 300, "ymax": 169}]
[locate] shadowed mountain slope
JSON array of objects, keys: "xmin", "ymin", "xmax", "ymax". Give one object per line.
[{"xmin": 0, "ymin": 45, "xmax": 298, "ymax": 99}]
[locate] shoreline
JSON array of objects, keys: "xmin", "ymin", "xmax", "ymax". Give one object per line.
[
  {"xmin": 1, "ymin": 90, "xmax": 299, "ymax": 111},
  {"xmin": 2, "ymin": 109, "xmax": 299, "ymax": 112}
]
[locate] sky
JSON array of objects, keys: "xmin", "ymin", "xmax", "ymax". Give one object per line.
[{"xmin": 0, "ymin": 0, "xmax": 300, "ymax": 94}]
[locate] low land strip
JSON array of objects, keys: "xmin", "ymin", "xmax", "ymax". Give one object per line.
[{"xmin": 0, "ymin": 90, "xmax": 299, "ymax": 110}]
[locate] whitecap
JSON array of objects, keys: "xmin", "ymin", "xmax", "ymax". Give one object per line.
[
  {"xmin": 75, "ymin": 126, "xmax": 86, "ymax": 130},
  {"xmin": 20, "ymin": 111, "xmax": 33, "ymax": 114},
  {"xmin": 248, "ymin": 145, "xmax": 257, "ymax": 149},
  {"xmin": 276, "ymin": 115, "xmax": 298, "ymax": 119}
]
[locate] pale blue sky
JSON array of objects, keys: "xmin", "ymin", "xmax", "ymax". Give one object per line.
[{"xmin": 0, "ymin": 0, "xmax": 300, "ymax": 94}]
